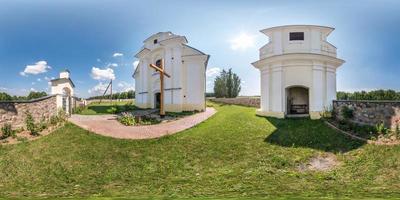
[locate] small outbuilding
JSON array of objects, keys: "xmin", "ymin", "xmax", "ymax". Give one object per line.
[
  {"xmin": 252, "ymin": 25, "xmax": 345, "ymax": 119},
  {"xmin": 51, "ymin": 70, "xmax": 75, "ymax": 115},
  {"xmin": 133, "ymin": 32, "xmax": 210, "ymax": 112}
]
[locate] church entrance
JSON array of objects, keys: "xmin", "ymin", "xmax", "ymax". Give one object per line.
[
  {"xmin": 286, "ymin": 86, "xmax": 309, "ymax": 115},
  {"xmin": 154, "ymin": 92, "xmax": 161, "ymax": 109}
]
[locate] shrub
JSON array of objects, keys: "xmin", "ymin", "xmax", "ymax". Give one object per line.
[
  {"xmin": 37, "ymin": 117, "xmax": 48, "ymax": 132},
  {"xmin": 50, "ymin": 115, "xmax": 59, "ymax": 126},
  {"xmin": 25, "ymin": 112, "xmax": 39, "ymax": 136},
  {"xmin": 117, "ymin": 112, "xmax": 135, "ymax": 126},
  {"xmin": 124, "ymin": 102, "xmax": 134, "ymax": 111},
  {"xmin": 375, "ymin": 121, "xmax": 389, "ymax": 135},
  {"xmin": 107, "ymin": 106, "xmax": 118, "ymax": 114},
  {"xmin": 341, "ymin": 106, "xmax": 354, "ymax": 120},
  {"xmin": 1, "ymin": 123, "xmax": 15, "ymax": 139},
  {"xmin": 72, "ymin": 106, "xmax": 86, "ymax": 114},
  {"xmin": 136, "ymin": 115, "xmax": 160, "ymax": 125},
  {"xmin": 57, "ymin": 110, "xmax": 67, "ymax": 122}
]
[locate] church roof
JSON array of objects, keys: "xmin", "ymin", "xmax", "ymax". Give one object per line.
[
  {"xmin": 261, "ymin": 25, "xmax": 334, "ymax": 36},
  {"xmin": 50, "ymin": 78, "xmax": 75, "ymax": 88}
]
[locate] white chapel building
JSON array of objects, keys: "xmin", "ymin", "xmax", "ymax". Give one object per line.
[
  {"xmin": 133, "ymin": 32, "xmax": 210, "ymax": 112},
  {"xmin": 252, "ymin": 25, "xmax": 345, "ymax": 119}
]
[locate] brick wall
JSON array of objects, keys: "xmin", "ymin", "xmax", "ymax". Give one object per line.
[
  {"xmin": 209, "ymin": 97, "xmax": 260, "ymax": 108},
  {"xmin": 0, "ymin": 95, "xmax": 58, "ymax": 128},
  {"xmin": 333, "ymin": 100, "xmax": 400, "ymax": 129}
]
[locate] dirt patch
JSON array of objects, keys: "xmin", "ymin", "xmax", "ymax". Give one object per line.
[{"xmin": 298, "ymin": 153, "xmax": 339, "ymax": 172}]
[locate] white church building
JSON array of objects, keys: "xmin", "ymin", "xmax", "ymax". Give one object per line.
[
  {"xmin": 133, "ymin": 32, "xmax": 210, "ymax": 112},
  {"xmin": 252, "ymin": 25, "xmax": 345, "ymax": 119}
]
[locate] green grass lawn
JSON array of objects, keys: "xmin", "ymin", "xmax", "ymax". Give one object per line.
[
  {"xmin": 79, "ymin": 100, "xmax": 136, "ymax": 115},
  {"xmin": 0, "ymin": 103, "xmax": 399, "ymax": 199}
]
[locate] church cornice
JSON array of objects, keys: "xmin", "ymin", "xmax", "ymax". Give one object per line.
[{"xmin": 252, "ymin": 53, "xmax": 345, "ymax": 69}]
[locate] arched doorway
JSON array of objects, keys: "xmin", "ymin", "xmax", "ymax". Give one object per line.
[
  {"xmin": 154, "ymin": 92, "xmax": 161, "ymax": 109},
  {"xmin": 286, "ymin": 86, "xmax": 309, "ymax": 115},
  {"xmin": 62, "ymin": 87, "xmax": 72, "ymax": 114}
]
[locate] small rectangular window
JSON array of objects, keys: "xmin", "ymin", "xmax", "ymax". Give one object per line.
[
  {"xmin": 289, "ymin": 32, "xmax": 304, "ymax": 41},
  {"xmin": 153, "ymin": 39, "xmax": 158, "ymax": 44}
]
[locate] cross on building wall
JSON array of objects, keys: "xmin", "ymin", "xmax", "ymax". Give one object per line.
[{"xmin": 149, "ymin": 58, "xmax": 171, "ymax": 117}]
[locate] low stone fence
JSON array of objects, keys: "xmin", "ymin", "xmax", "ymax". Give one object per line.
[
  {"xmin": 0, "ymin": 95, "xmax": 58, "ymax": 128},
  {"xmin": 86, "ymin": 99, "xmax": 133, "ymax": 105},
  {"xmin": 209, "ymin": 97, "xmax": 260, "ymax": 108},
  {"xmin": 333, "ymin": 100, "xmax": 400, "ymax": 129}
]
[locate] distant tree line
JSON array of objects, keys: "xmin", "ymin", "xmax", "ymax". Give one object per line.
[
  {"xmin": 214, "ymin": 68, "xmax": 241, "ymax": 98},
  {"xmin": 337, "ymin": 90, "xmax": 400, "ymax": 101},
  {"xmin": 0, "ymin": 91, "xmax": 48, "ymax": 101},
  {"xmin": 87, "ymin": 90, "xmax": 135, "ymax": 100}
]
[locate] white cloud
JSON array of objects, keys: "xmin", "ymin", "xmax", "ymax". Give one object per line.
[
  {"xmin": 107, "ymin": 63, "xmax": 118, "ymax": 68},
  {"xmin": 44, "ymin": 76, "xmax": 50, "ymax": 81},
  {"xmin": 20, "ymin": 60, "xmax": 51, "ymax": 76},
  {"xmin": 206, "ymin": 67, "xmax": 221, "ymax": 77},
  {"xmin": 0, "ymin": 86, "xmax": 8, "ymax": 91},
  {"xmin": 96, "ymin": 58, "xmax": 101, "ymax": 62},
  {"xmin": 31, "ymin": 82, "xmax": 36, "ymax": 85},
  {"xmin": 113, "ymin": 52, "xmax": 123, "ymax": 57},
  {"xmin": 133, "ymin": 61, "xmax": 139, "ymax": 69},
  {"xmin": 88, "ymin": 82, "xmax": 109, "ymax": 95},
  {"xmin": 90, "ymin": 67, "xmax": 115, "ymax": 80},
  {"xmin": 30, "ymin": 88, "xmax": 37, "ymax": 92},
  {"xmin": 229, "ymin": 32, "xmax": 256, "ymax": 51},
  {"xmin": 37, "ymin": 78, "xmax": 41, "ymax": 82},
  {"xmin": 117, "ymin": 81, "xmax": 135, "ymax": 92}
]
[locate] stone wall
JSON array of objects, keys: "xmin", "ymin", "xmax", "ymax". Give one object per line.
[
  {"xmin": 0, "ymin": 95, "xmax": 58, "ymax": 128},
  {"xmin": 209, "ymin": 97, "xmax": 260, "ymax": 108},
  {"xmin": 86, "ymin": 99, "xmax": 133, "ymax": 105},
  {"xmin": 333, "ymin": 100, "xmax": 400, "ymax": 129}
]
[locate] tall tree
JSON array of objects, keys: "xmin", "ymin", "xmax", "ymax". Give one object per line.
[
  {"xmin": 213, "ymin": 68, "xmax": 241, "ymax": 98},
  {"xmin": 0, "ymin": 92, "xmax": 12, "ymax": 101}
]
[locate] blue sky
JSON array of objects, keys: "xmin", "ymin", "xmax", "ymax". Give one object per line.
[{"xmin": 0, "ymin": 0, "xmax": 399, "ymax": 98}]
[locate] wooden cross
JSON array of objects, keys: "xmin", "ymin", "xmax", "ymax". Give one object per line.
[{"xmin": 149, "ymin": 59, "xmax": 171, "ymax": 117}]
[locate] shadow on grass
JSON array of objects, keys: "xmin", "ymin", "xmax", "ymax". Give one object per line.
[{"xmin": 263, "ymin": 117, "xmax": 366, "ymax": 153}]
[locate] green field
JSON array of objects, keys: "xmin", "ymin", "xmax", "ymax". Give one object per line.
[
  {"xmin": 0, "ymin": 103, "xmax": 399, "ymax": 199},
  {"xmin": 79, "ymin": 100, "xmax": 136, "ymax": 115}
]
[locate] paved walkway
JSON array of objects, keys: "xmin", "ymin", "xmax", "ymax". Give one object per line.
[{"xmin": 69, "ymin": 107, "xmax": 216, "ymax": 139}]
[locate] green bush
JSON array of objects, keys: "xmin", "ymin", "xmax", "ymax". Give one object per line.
[
  {"xmin": 50, "ymin": 115, "xmax": 59, "ymax": 126},
  {"xmin": 1, "ymin": 123, "xmax": 15, "ymax": 139},
  {"xmin": 107, "ymin": 106, "xmax": 118, "ymax": 114},
  {"xmin": 72, "ymin": 106, "xmax": 86, "ymax": 114},
  {"xmin": 25, "ymin": 112, "xmax": 39, "ymax": 136},
  {"xmin": 375, "ymin": 121, "xmax": 389, "ymax": 135},
  {"xmin": 117, "ymin": 113, "xmax": 135, "ymax": 126},
  {"xmin": 37, "ymin": 117, "xmax": 48, "ymax": 132},
  {"xmin": 341, "ymin": 106, "xmax": 354, "ymax": 120}
]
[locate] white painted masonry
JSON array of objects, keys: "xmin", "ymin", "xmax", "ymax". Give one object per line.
[
  {"xmin": 133, "ymin": 32, "xmax": 209, "ymax": 112},
  {"xmin": 50, "ymin": 70, "xmax": 75, "ymax": 114},
  {"xmin": 252, "ymin": 25, "xmax": 345, "ymax": 119}
]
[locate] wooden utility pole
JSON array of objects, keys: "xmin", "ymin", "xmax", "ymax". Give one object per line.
[{"xmin": 149, "ymin": 59, "xmax": 170, "ymax": 117}]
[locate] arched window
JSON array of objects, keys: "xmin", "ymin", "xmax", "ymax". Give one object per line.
[{"xmin": 155, "ymin": 59, "xmax": 162, "ymax": 67}]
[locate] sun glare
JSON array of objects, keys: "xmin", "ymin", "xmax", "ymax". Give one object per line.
[{"xmin": 229, "ymin": 32, "xmax": 256, "ymax": 51}]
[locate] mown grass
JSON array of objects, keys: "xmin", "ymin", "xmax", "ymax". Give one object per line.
[
  {"xmin": 0, "ymin": 103, "xmax": 399, "ymax": 199},
  {"xmin": 79, "ymin": 100, "xmax": 136, "ymax": 115}
]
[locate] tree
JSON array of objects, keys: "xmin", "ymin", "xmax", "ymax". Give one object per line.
[
  {"xmin": 27, "ymin": 91, "xmax": 47, "ymax": 100},
  {"xmin": 213, "ymin": 68, "xmax": 241, "ymax": 98},
  {"xmin": 0, "ymin": 92, "xmax": 12, "ymax": 101},
  {"xmin": 337, "ymin": 89, "xmax": 400, "ymax": 100}
]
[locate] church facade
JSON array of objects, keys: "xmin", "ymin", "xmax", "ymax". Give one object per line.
[
  {"xmin": 252, "ymin": 25, "xmax": 345, "ymax": 119},
  {"xmin": 133, "ymin": 32, "xmax": 209, "ymax": 112}
]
